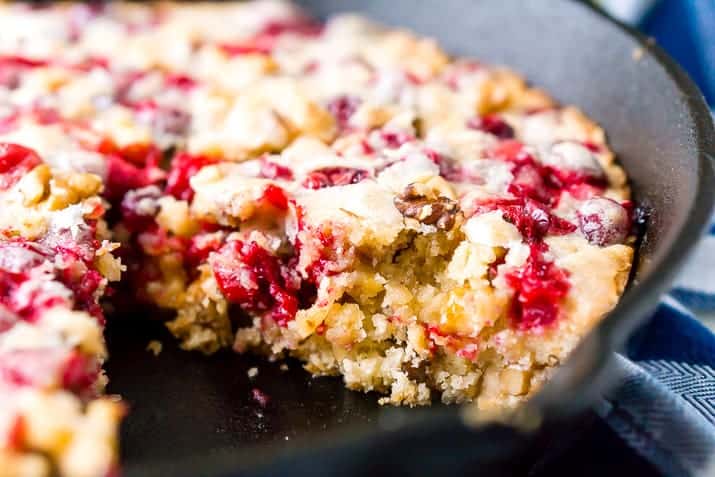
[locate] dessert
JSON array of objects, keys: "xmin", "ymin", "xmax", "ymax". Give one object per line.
[{"xmin": 0, "ymin": 1, "xmax": 635, "ymax": 475}]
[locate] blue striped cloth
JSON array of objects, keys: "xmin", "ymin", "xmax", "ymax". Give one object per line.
[
  {"xmin": 592, "ymin": 216, "xmax": 715, "ymax": 477},
  {"xmin": 585, "ymin": 4, "xmax": 715, "ymax": 476}
]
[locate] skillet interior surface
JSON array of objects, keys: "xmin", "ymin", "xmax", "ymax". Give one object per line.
[{"xmin": 105, "ymin": 1, "xmax": 715, "ymax": 475}]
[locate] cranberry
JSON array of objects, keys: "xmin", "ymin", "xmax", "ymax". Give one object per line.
[
  {"xmin": 327, "ymin": 95, "xmax": 361, "ymax": 130},
  {"xmin": 219, "ymin": 18, "xmax": 321, "ymax": 57},
  {"xmin": 508, "ymin": 162, "xmax": 552, "ymax": 204},
  {"xmin": 490, "ymin": 140, "xmax": 606, "ymax": 206},
  {"xmin": 0, "ymin": 143, "xmax": 42, "ymax": 190},
  {"xmin": 211, "ymin": 240, "xmax": 301, "ymax": 326},
  {"xmin": 259, "ymin": 158, "xmax": 293, "ymax": 181},
  {"xmin": 61, "ymin": 352, "xmax": 99, "ymax": 394},
  {"xmin": 120, "ymin": 186, "xmax": 161, "ymax": 232},
  {"xmin": 302, "ymin": 167, "xmax": 369, "ymax": 189},
  {"xmin": 0, "ymin": 349, "xmax": 66, "ymax": 387},
  {"xmin": 474, "ymin": 197, "xmax": 575, "ymax": 243},
  {"xmin": 0, "ymin": 56, "xmax": 47, "ymax": 89},
  {"xmin": 577, "ymin": 197, "xmax": 630, "ymax": 246},
  {"xmin": 165, "ymin": 73, "xmax": 197, "ymax": 91},
  {"xmin": 505, "ymin": 244, "xmax": 571, "ymax": 330},
  {"xmin": 165, "ymin": 153, "xmax": 217, "ymax": 202},
  {"xmin": 104, "ymin": 150, "xmax": 164, "ymax": 201},
  {"xmin": 6, "ymin": 415, "xmax": 24, "ymax": 450},
  {"xmin": 184, "ymin": 232, "xmax": 225, "ymax": 270},
  {"xmin": 467, "ymin": 115, "xmax": 515, "ymax": 139},
  {"xmin": 70, "ymin": 56, "xmax": 110, "ymax": 72},
  {"xmin": 55, "ymin": 250, "xmax": 106, "ymax": 321},
  {"xmin": 425, "ymin": 149, "xmax": 460, "ymax": 180},
  {"xmin": 260, "ymin": 18, "xmax": 323, "ymax": 37},
  {"xmin": 219, "ymin": 40, "xmax": 273, "ymax": 56},
  {"xmin": 380, "ymin": 130, "xmax": 414, "ymax": 149},
  {"xmin": 261, "ymin": 184, "xmax": 289, "ymax": 210}
]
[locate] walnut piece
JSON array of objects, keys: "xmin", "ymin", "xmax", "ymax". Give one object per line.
[{"xmin": 393, "ymin": 183, "xmax": 460, "ymax": 230}]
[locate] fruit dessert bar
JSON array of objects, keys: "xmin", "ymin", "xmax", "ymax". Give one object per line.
[{"xmin": 0, "ymin": 2, "xmax": 636, "ymax": 475}]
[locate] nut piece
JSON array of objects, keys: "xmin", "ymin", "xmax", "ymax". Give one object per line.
[{"xmin": 393, "ymin": 183, "xmax": 460, "ymax": 230}]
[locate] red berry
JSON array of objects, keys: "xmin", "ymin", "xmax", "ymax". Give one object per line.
[
  {"xmin": 302, "ymin": 167, "xmax": 368, "ymax": 189},
  {"xmin": 577, "ymin": 197, "xmax": 630, "ymax": 246},
  {"xmin": 505, "ymin": 244, "xmax": 570, "ymax": 330},
  {"xmin": 261, "ymin": 184, "xmax": 289, "ymax": 210},
  {"xmin": 327, "ymin": 95, "xmax": 361, "ymax": 130},
  {"xmin": 0, "ymin": 143, "xmax": 42, "ymax": 190},
  {"xmin": 165, "ymin": 153, "xmax": 217, "ymax": 202},
  {"xmin": 467, "ymin": 115, "xmax": 515, "ymax": 139}
]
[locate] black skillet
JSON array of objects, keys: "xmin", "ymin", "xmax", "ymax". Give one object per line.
[{"xmin": 104, "ymin": 1, "xmax": 715, "ymax": 475}]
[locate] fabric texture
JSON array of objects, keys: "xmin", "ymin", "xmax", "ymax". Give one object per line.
[
  {"xmin": 587, "ymin": 4, "xmax": 715, "ymax": 476},
  {"xmin": 595, "ymin": 222, "xmax": 715, "ymax": 477}
]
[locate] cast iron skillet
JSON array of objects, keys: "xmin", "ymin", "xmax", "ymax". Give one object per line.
[{"xmin": 104, "ymin": 1, "xmax": 715, "ymax": 475}]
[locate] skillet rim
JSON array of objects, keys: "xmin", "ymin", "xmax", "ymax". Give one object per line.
[{"xmin": 122, "ymin": 1, "xmax": 715, "ymax": 475}]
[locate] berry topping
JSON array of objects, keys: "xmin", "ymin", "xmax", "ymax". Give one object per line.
[
  {"xmin": 0, "ymin": 143, "xmax": 42, "ymax": 190},
  {"xmin": 211, "ymin": 240, "xmax": 301, "ymax": 326},
  {"xmin": 490, "ymin": 140, "xmax": 607, "ymax": 206},
  {"xmin": 505, "ymin": 244, "xmax": 571, "ymax": 330},
  {"xmin": 259, "ymin": 158, "xmax": 294, "ymax": 181},
  {"xmin": 474, "ymin": 197, "xmax": 575, "ymax": 243},
  {"xmin": 261, "ymin": 184, "xmax": 289, "ymax": 210},
  {"xmin": 120, "ymin": 186, "xmax": 161, "ymax": 232},
  {"xmin": 542, "ymin": 141, "xmax": 605, "ymax": 182},
  {"xmin": 220, "ymin": 17, "xmax": 322, "ymax": 56},
  {"xmin": 327, "ymin": 95, "xmax": 361, "ymax": 130},
  {"xmin": 302, "ymin": 167, "xmax": 369, "ymax": 189},
  {"xmin": 165, "ymin": 153, "xmax": 217, "ymax": 202},
  {"xmin": 577, "ymin": 197, "xmax": 631, "ymax": 246},
  {"xmin": 467, "ymin": 114, "xmax": 515, "ymax": 139}
]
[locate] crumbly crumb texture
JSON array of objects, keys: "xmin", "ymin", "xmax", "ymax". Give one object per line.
[{"xmin": 0, "ymin": 2, "xmax": 635, "ymax": 475}]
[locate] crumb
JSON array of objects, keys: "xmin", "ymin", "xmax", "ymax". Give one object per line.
[
  {"xmin": 247, "ymin": 367, "xmax": 259, "ymax": 379},
  {"xmin": 251, "ymin": 388, "xmax": 270, "ymax": 408},
  {"xmin": 146, "ymin": 340, "xmax": 163, "ymax": 356},
  {"xmin": 279, "ymin": 363, "xmax": 289, "ymax": 372},
  {"xmin": 632, "ymin": 46, "xmax": 644, "ymax": 61}
]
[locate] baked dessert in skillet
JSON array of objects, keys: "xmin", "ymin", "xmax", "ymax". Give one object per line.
[{"xmin": 0, "ymin": 1, "xmax": 635, "ymax": 475}]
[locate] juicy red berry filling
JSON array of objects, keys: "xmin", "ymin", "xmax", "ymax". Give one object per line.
[
  {"xmin": 221, "ymin": 17, "xmax": 323, "ymax": 56},
  {"xmin": 467, "ymin": 115, "xmax": 515, "ymax": 139},
  {"xmin": 261, "ymin": 184, "xmax": 289, "ymax": 210},
  {"xmin": 0, "ymin": 56, "xmax": 48, "ymax": 89},
  {"xmin": 61, "ymin": 352, "xmax": 100, "ymax": 395},
  {"xmin": 491, "ymin": 140, "xmax": 606, "ymax": 206},
  {"xmin": 0, "ymin": 143, "xmax": 42, "ymax": 190},
  {"xmin": 505, "ymin": 244, "xmax": 571, "ymax": 330},
  {"xmin": 302, "ymin": 167, "xmax": 369, "ymax": 189},
  {"xmin": 0, "ymin": 240, "xmax": 105, "ymax": 322},
  {"xmin": 165, "ymin": 73, "xmax": 197, "ymax": 91},
  {"xmin": 380, "ymin": 130, "xmax": 414, "ymax": 149},
  {"xmin": 120, "ymin": 186, "xmax": 160, "ymax": 233},
  {"xmin": 99, "ymin": 140, "xmax": 165, "ymax": 201},
  {"xmin": 211, "ymin": 240, "xmax": 302, "ymax": 326},
  {"xmin": 577, "ymin": 197, "xmax": 631, "ymax": 247},
  {"xmin": 425, "ymin": 149, "xmax": 460, "ymax": 181},
  {"xmin": 165, "ymin": 152, "xmax": 217, "ymax": 202},
  {"xmin": 327, "ymin": 95, "xmax": 361, "ymax": 130},
  {"xmin": 474, "ymin": 197, "xmax": 576, "ymax": 243},
  {"xmin": 259, "ymin": 158, "xmax": 294, "ymax": 181}
]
